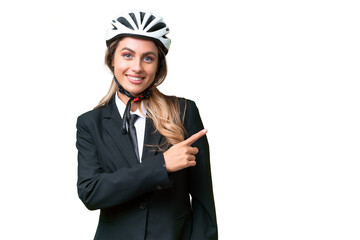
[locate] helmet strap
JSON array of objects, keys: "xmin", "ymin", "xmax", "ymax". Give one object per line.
[{"xmin": 113, "ymin": 76, "xmax": 151, "ymax": 134}]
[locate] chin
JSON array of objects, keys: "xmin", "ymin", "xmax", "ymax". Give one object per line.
[{"xmin": 125, "ymin": 85, "xmax": 147, "ymax": 96}]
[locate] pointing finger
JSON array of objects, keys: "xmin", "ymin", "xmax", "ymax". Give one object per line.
[{"xmin": 183, "ymin": 129, "xmax": 208, "ymax": 146}]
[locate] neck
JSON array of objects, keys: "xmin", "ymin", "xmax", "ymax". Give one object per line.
[{"xmin": 117, "ymin": 91, "xmax": 139, "ymax": 112}]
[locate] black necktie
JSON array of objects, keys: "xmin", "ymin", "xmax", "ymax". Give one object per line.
[{"xmin": 128, "ymin": 114, "xmax": 140, "ymax": 162}]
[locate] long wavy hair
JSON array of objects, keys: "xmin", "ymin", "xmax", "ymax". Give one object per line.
[{"xmin": 95, "ymin": 37, "xmax": 187, "ymax": 149}]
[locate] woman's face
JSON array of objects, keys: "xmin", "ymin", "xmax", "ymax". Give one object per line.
[{"xmin": 113, "ymin": 37, "xmax": 159, "ymax": 96}]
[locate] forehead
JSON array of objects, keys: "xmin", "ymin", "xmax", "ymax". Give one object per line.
[{"xmin": 117, "ymin": 37, "xmax": 158, "ymax": 53}]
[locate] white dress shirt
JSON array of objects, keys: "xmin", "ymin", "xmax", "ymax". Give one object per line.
[{"xmin": 115, "ymin": 94, "xmax": 147, "ymax": 162}]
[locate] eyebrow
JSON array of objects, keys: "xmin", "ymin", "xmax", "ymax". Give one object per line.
[{"xmin": 120, "ymin": 47, "xmax": 157, "ymax": 57}]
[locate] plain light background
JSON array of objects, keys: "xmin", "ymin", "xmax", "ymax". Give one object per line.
[{"xmin": 0, "ymin": 0, "xmax": 359, "ymax": 239}]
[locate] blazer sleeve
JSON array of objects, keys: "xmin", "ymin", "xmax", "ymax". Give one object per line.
[
  {"xmin": 185, "ymin": 101, "xmax": 218, "ymax": 240},
  {"xmin": 76, "ymin": 115, "xmax": 173, "ymax": 210}
]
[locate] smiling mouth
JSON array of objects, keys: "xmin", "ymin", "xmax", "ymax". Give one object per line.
[{"xmin": 126, "ymin": 75, "xmax": 145, "ymax": 83}]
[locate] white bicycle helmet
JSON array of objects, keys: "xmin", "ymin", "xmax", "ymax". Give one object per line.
[{"xmin": 106, "ymin": 10, "xmax": 171, "ymax": 54}]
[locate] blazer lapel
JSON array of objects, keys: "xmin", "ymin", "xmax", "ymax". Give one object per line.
[
  {"xmin": 103, "ymin": 96, "xmax": 138, "ymax": 166},
  {"xmin": 141, "ymin": 112, "xmax": 165, "ymax": 162}
]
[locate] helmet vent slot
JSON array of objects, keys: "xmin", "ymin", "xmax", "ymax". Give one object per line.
[
  {"xmin": 140, "ymin": 12, "xmax": 145, "ymax": 24},
  {"xmin": 129, "ymin": 13, "xmax": 139, "ymax": 29},
  {"xmin": 148, "ymin": 23, "xmax": 166, "ymax": 32},
  {"xmin": 117, "ymin": 17, "xmax": 134, "ymax": 30},
  {"xmin": 144, "ymin": 15, "xmax": 156, "ymax": 29}
]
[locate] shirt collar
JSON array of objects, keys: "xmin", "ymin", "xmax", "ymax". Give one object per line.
[{"xmin": 115, "ymin": 93, "xmax": 147, "ymax": 119}]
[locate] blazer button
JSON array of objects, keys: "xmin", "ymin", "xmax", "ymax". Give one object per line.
[
  {"xmin": 140, "ymin": 202, "xmax": 147, "ymax": 210},
  {"xmin": 156, "ymin": 185, "xmax": 162, "ymax": 190}
]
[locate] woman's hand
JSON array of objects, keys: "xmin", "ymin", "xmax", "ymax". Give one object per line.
[{"xmin": 163, "ymin": 129, "xmax": 208, "ymax": 172}]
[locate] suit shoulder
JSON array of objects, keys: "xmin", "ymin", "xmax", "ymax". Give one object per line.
[
  {"xmin": 168, "ymin": 97, "xmax": 200, "ymax": 126},
  {"xmin": 77, "ymin": 105, "xmax": 107, "ymax": 125},
  {"xmin": 168, "ymin": 96, "xmax": 196, "ymax": 111}
]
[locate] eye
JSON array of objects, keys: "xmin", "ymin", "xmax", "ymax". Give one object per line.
[
  {"xmin": 122, "ymin": 53, "xmax": 133, "ymax": 59},
  {"xmin": 143, "ymin": 56, "xmax": 154, "ymax": 62}
]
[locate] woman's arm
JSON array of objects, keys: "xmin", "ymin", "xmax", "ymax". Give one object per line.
[
  {"xmin": 186, "ymin": 101, "xmax": 218, "ymax": 240},
  {"xmin": 76, "ymin": 115, "xmax": 173, "ymax": 210}
]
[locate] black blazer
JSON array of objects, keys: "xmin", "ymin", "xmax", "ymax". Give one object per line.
[{"xmin": 76, "ymin": 95, "xmax": 217, "ymax": 240}]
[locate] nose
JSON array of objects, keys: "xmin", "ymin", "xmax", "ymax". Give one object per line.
[{"xmin": 131, "ymin": 58, "xmax": 143, "ymax": 73}]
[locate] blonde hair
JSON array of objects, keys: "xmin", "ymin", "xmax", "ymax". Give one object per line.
[{"xmin": 95, "ymin": 38, "xmax": 187, "ymax": 149}]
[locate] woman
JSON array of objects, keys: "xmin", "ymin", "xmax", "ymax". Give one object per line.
[{"xmin": 76, "ymin": 10, "xmax": 217, "ymax": 240}]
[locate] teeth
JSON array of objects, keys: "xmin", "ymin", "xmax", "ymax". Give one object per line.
[{"xmin": 127, "ymin": 76, "xmax": 143, "ymax": 81}]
